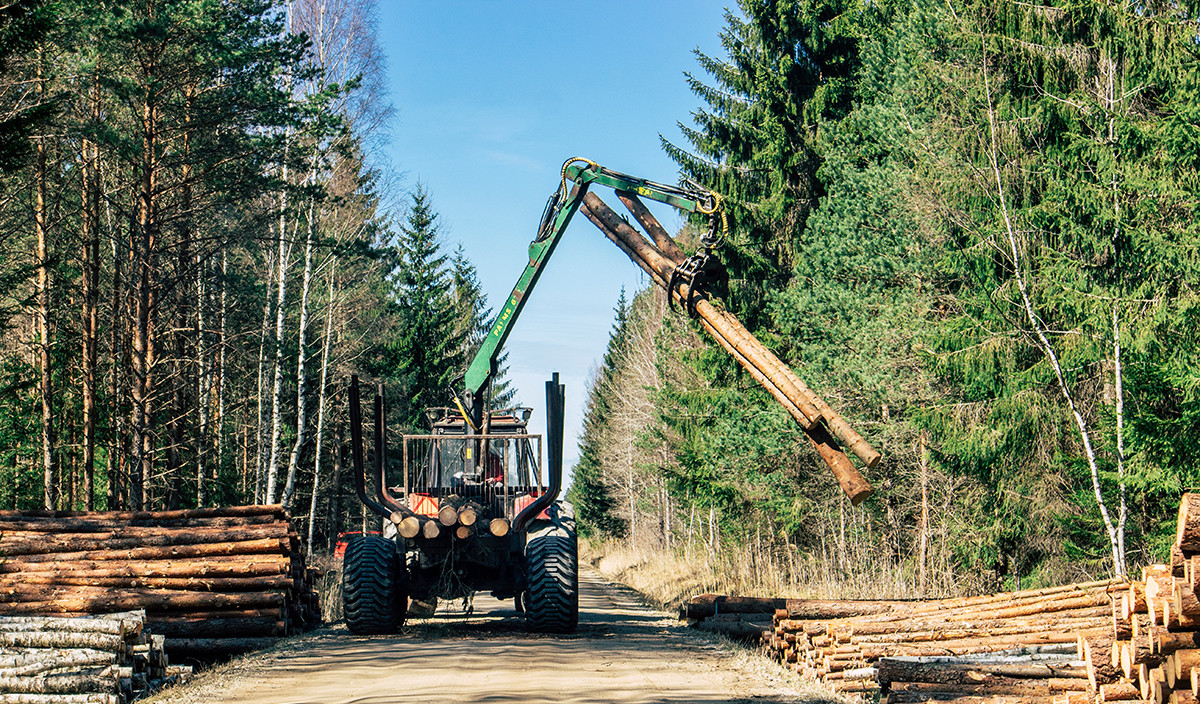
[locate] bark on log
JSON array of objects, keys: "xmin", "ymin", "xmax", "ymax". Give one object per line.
[
  {"xmin": 0, "ymin": 574, "xmax": 294, "ymax": 592},
  {"xmin": 1098, "ymin": 680, "xmax": 1142, "ymax": 701},
  {"xmin": 1085, "ymin": 635, "xmax": 1122, "ymax": 692},
  {"xmin": 1161, "ymin": 632, "xmax": 1200, "ymax": 656},
  {"xmin": 786, "ymin": 599, "xmax": 907, "ymax": 620},
  {"xmin": 0, "ymin": 632, "xmax": 124, "ymax": 651},
  {"xmin": 683, "ymin": 595, "xmax": 786, "ymax": 619},
  {"xmin": 0, "ymin": 557, "xmax": 290, "ymax": 577},
  {"xmin": 0, "ymin": 505, "xmax": 283, "ymax": 521},
  {"xmin": 0, "ymin": 695, "xmax": 117, "ymax": 704},
  {"xmin": 0, "ymin": 589, "xmax": 285, "ymax": 614},
  {"xmin": 0, "ymin": 673, "xmax": 116, "ymax": 694},
  {"xmin": 162, "ymin": 637, "xmax": 278, "ymax": 655},
  {"xmin": 1178, "ymin": 494, "xmax": 1200, "ymax": 553},
  {"xmin": 0, "ymin": 524, "xmax": 289, "ymax": 556},
  {"xmin": 145, "ymin": 616, "xmax": 284, "ymax": 638},
  {"xmin": 5, "ymin": 538, "xmax": 289, "ymax": 563}
]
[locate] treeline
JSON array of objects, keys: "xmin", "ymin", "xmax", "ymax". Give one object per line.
[
  {"xmin": 0, "ymin": 0, "xmax": 504, "ymax": 550},
  {"xmin": 570, "ymin": 0, "xmax": 1200, "ymax": 592}
]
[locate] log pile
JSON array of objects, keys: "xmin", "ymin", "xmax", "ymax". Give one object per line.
[
  {"xmin": 1096, "ymin": 493, "xmax": 1200, "ymax": 704},
  {"xmin": 684, "ymin": 493, "xmax": 1200, "ymax": 702},
  {"xmin": 0, "ymin": 610, "xmax": 191, "ymax": 703},
  {"xmin": 749, "ymin": 580, "xmax": 1118, "ymax": 700},
  {"xmin": 0, "ymin": 505, "xmax": 320, "ymax": 658}
]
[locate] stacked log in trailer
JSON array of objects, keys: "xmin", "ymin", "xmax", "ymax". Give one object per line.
[
  {"xmin": 681, "ymin": 494, "xmax": 1200, "ymax": 703},
  {"xmin": 0, "ymin": 505, "xmax": 320, "ymax": 659},
  {"xmin": 0, "ymin": 610, "xmax": 189, "ymax": 703}
]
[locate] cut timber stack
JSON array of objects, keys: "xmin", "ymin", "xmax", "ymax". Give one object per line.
[
  {"xmin": 0, "ymin": 505, "xmax": 320, "ymax": 659},
  {"xmin": 0, "ymin": 610, "xmax": 190, "ymax": 703},
  {"xmin": 1097, "ymin": 493, "xmax": 1200, "ymax": 704},
  {"xmin": 753, "ymin": 579, "xmax": 1118, "ymax": 700},
  {"xmin": 704, "ymin": 493, "xmax": 1200, "ymax": 703}
]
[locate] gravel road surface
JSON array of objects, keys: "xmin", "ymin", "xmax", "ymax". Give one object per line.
[{"xmin": 145, "ymin": 567, "xmax": 836, "ymax": 704}]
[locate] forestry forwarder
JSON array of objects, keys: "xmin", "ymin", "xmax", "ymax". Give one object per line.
[{"xmin": 342, "ymin": 158, "xmax": 880, "ymax": 635}]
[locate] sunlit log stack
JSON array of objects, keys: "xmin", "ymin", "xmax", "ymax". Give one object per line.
[
  {"xmin": 1094, "ymin": 493, "xmax": 1200, "ymax": 704},
  {"xmin": 0, "ymin": 505, "xmax": 320, "ymax": 658},
  {"xmin": 0, "ymin": 610, "xmax": 190, "ymax": 704},
  {"xmin": 685, "ymin": 493, "xmax": 1200, "ymax": 703},
  {"xmin": 746, "ymin": 580, "xmax": 1120, "ymax": 700}
]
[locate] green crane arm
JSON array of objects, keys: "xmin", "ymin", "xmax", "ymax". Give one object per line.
[{"xmin": 458, "ymin": 159, "xmax": 717, "ymax": 424}]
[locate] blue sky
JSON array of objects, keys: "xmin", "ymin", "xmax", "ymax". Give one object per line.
[{"xmin": 379, "ymin": 2, "xmax": 731, "ymax": 474}]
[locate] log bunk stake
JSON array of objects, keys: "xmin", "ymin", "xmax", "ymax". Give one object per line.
[
  {"xmin": 0, "ymin": 505, "xmax": 320, "ymax": 660},
  {"xmin": 0, "ymin": 610, "xmax": 190, "ymax": 703},
  {"xmin": 684, "ymin": 494, "xmax": 1200, "ymax": 703}
]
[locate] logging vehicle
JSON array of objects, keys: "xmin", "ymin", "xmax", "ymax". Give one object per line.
[{"xmin": 342, "ymin": 158, "xmax": 881, "ymax": 635}]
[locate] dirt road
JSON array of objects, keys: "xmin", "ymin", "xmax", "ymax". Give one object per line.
[{"xmin": 146, "ymin": 567, "xmax": 833, "ymax": 704}]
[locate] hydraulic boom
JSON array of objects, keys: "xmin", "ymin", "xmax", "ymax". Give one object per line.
[{"xmin": 455, "ymin": 158, "xmax": 879, "ymax": 503}]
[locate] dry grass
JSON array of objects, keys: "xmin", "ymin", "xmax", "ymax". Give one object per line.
[
  {"xmin": 585, "ymin": 537, "xmax": 932, "ymax": 612},
  {"xmin": 310, "ymin": 553, "xmax": 343, "ymax": 622}
]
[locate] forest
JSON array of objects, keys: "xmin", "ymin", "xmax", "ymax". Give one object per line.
[
  {"xmin": 0, "ymin": 0, "xmax": 508, "ymax": 552},
  {"xmin": 569, "ymin": 0, "xmax": 1200, "ymax": 595},
  {"xmin": 0, "ymin": 0, "xmax": 1197, "ymax": 598}
]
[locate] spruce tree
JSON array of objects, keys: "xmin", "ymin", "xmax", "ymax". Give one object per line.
[
  {"xmin": 568, "ymin": 289, "xmax": 630, "ymax": 539},
  {"xmin": 390, "ymin": 185, "xmax": 458, "ymax": 429},
  {"xmin": 449, "ymin": 246, "xmax": 515, "ymax": 409}
]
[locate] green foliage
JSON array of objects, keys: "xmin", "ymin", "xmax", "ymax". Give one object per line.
[
  {"xmin": 388, "ymin": 185, "xmax": 459, "ymax": 429},
  {"xmin": 577, "ymin": 0, "xmax": 1200, "ymax": 590}
]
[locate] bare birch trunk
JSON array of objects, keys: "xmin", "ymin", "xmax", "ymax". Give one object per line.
[
  {"xmin": 307, "ymin": 258, "xmax": 337, "ymax": 553},
  {"xmin": 253, "ymin": 259, "xmax": 272, "ymax": 504},
  {"xmin": 196, "ymin": 259, "xmax": 209, "ymax": 507},
  {"xmin": 216, "ymin": 250, "xmax": 227, "ymax": 500},
  {"xmin": 262, "ymin": 142, "xmax": 288, "ymax": 506},
  {"xmin": 981, "ymin": 47, "xmax": 1122, "ymax": 575},
  {"xmin": 919, "ymin": 430, "xmax": 929, "ymax": 593},
  {"xmin": 282, "ymin": 199, "xmax": 316, "ymax": 508}
]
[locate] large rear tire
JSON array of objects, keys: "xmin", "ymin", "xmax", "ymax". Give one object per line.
[
  {"xmin": 524, "ymin": 506, "xmax": 578, "ymax": 633},
  {"xmin": 342, "ymin": 536, "xmax": 407, "ymax": 634}
]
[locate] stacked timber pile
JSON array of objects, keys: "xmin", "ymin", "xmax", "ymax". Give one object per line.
[
  {"xmin": 753, "ymin": 580, "xmax": 1118, "ymax": 699},
  {"xmin": 1094, "ymin": 493, "xmax": 1200, "ymax": 704},
  {"xmin": 0, "ymin": 505, "xmax": 320, "ymax": 658},
  {"xmin": 0, "ymin": 610, "xmax": 191, "ymax": 703}
]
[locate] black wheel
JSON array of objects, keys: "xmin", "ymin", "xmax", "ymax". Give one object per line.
[
  {"xmin": 342, "ymin": 536, "xmax": 407, "ymax": 634},
  {"xmin": 523, "ymin": 505, "xmax": 578, "ymax": 633}
]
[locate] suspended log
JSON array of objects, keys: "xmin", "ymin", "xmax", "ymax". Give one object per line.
[
  {"xmin": 615, "ymin": 191, "xmax": 885, "ymax": 472},
  {"xmin": 580, "ymin": 194, "xmax": 875, "ymax": 502}
]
